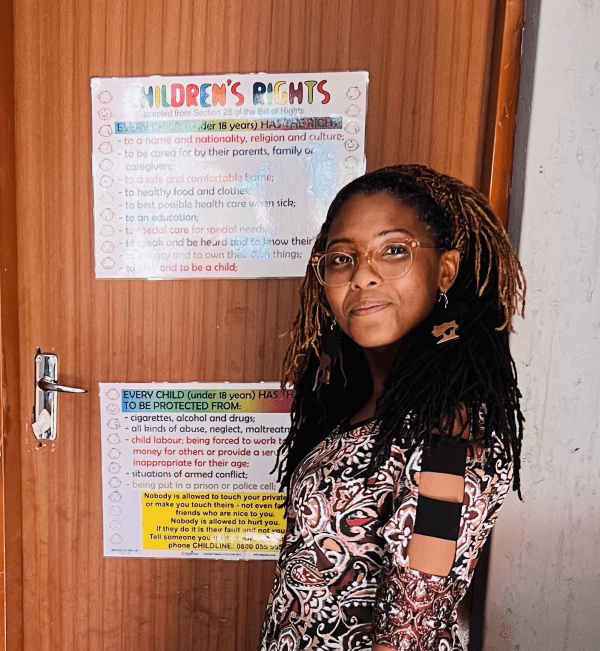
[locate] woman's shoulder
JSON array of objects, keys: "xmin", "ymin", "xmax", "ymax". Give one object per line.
[{"xmin": 336, "ymin": 414, "xmax": 378, "ymax": 435}]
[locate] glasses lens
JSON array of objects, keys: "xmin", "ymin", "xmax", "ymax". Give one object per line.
[
  {"xmin": 319, "ymin": 252, "xmax": 355, "ymax": 287},
  {"xmin": 374, "ymin": 242, "xmax": 414, "ymax": 279}
]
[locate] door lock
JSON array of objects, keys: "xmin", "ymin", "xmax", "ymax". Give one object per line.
[{"xmin": 33, "ymin": 350, "xmax": 87, "ymax": 440}]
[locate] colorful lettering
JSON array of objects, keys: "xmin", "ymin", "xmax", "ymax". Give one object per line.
[
  {"xmin": 231, "ymin": 82, "xmax": 244, "ymax": 106},
  {"xmin": 186, "ymin": 84, "xmax": 199, "ymax": 106},
  {"xmin": 317, "ymin": 80, "xmax": 330, "ymax": 104},
  {"xmin": 171, "ymin": 84, "xmax": 185, "ymax": 108},
  {"xmin": 199, "ymin": 84, "xmax": 211, "ymax": 108},
  {"xmin": 212, "ymin": 84, "xmax": 226, "ymax": 106}
]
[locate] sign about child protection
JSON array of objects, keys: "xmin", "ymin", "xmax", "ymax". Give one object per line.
[
  {"xmin": 100, "ymin": 383, "xmax": 292, "ymax": 560},
  {"xmin": 91, "ymin": 72, "xmax": 368, "ymax": 279}
]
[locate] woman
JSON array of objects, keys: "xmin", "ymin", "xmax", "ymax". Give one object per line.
[{"xmin": 259, "ymin": 165, "xmax": 525, "ymax": 651}]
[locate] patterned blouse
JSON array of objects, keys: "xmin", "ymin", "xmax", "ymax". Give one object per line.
[{"xmin": 258, "ymin": 419, "xmax": 513, "ymax": 651}]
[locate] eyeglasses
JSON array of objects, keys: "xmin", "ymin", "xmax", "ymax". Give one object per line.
[{"xmin": 311, "ymin": 239, "xmax": 437, "ymax": 287}]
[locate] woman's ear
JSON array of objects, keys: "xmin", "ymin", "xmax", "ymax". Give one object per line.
[{"xmin": 438, "ymin": 249, "xmax": 460, "ymax": 293}]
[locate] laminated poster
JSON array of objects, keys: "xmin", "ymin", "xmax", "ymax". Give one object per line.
[
  {"xmin": 91, "ymin": 71, "xmax": 368, "ymax": 279},
  {"xmin": 100, "ymin": 383, "xmax": 292, "ymax": 560}
]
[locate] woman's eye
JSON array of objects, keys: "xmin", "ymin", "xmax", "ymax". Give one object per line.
[
  {"xmin": 328, "ymin": 253, "xmax": 353, "ymax": 267},
  {"xmin": 381, "ymin": 244, "xmax": 410, "ymax": 258}
]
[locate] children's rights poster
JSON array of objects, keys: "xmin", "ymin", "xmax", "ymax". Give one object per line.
[
  {"xmin": 100, "ymin": 383, "xmax": 292, "ymax": 560},
  {"xmin": 91, "ymin": 72, "xmax": 368, "ymax": 279}
]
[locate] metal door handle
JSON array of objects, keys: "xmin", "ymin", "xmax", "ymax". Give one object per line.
[
  {"xmin": 33, "ymin": 351, "xmax": 88, "ymax": 441},
  {"xmin": 38, "ymin": 378, "xmax": 87, "ymax": 394}
]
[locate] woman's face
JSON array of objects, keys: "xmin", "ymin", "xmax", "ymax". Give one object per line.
[{"xmin": 323, "ymin": 192, "xmax": 460, "ymax": 354}]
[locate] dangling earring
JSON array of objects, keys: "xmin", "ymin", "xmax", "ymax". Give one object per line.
[
  {"xmin": 313, "ymin": 318, "xmax": 345, "ymax": 389},
  {"xmin": 432, "ymin": 292, "xmax": 466, "ymax": 345}
]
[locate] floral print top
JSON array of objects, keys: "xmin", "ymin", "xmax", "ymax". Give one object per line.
[{"xmin": 258, "ymin": 419, "xmax": 513, "ymax": 651}]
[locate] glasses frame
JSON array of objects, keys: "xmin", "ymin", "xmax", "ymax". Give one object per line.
[{"xmin": 311, "ymin": 238, "xmax": 438, "ymax": 287}]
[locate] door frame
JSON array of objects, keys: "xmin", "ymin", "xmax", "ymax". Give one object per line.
[
  {"xmin": 0, "ymin": 0, "xmax": 23, "ymax": 649},
  {"xmin": 0, "ymin": 1, "xmax": 525, "ymax": 648},
  {"xmin": 481, "ymin": 0, "xmax": 526, "ymax": 224}
]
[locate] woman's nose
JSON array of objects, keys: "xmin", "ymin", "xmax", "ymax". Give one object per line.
[{"xmin": 351, "ymin": 252, "xmax": 381, "ymax": 288}]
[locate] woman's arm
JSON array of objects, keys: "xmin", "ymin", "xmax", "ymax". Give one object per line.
[
  {"xmin": 371, "ymin": 434, "xmax": 513, "ymax": 649},
  {"xmin": 406, "ymin": 433, "xmax": 467, "ymax": 576}
]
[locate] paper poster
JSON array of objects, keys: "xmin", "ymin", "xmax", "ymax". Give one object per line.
[
  {"xmin": 100, "ymin": 383, "xmax": 292, "ymax": 560},
  {"xmin": 91, "ymin": 72, "xmax": 368, "ymax": 279}
]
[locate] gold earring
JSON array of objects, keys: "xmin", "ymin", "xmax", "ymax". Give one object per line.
[{"xmin": 432, "ymin": 295, "xmax": 466, "ymax": 345}]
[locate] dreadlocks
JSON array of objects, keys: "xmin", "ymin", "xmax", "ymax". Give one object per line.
[{"xmin": 277, "ymin": 165, "xmax": 526, "ymax": 500}]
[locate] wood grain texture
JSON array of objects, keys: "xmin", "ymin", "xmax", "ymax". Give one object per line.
[{"xmin": 10, "ymin": 1, "xmax": 503, "ymax": 649}]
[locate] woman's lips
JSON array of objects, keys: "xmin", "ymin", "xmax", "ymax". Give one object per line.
[{"xmin": 350, "ymin": 302, "xmax": 389, "ymax": 316}]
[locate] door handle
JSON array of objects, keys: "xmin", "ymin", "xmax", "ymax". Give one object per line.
[
  {"xmin": 33, "ymin": 350, "xmax": 87, "ymax": 441},
  {"xmin": 37, "ymin": 378, "xmax": 87, "ymax": 394}
]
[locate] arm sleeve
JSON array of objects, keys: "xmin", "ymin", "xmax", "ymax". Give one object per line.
[{"xmin": 372, "ymin": 439, "xmax": 513, "ymax": 649}]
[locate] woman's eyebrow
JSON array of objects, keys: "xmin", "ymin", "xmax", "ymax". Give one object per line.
[
  {"xmin": 326, "ymin": 229, "xmax": 414, "ymax": 249},
  {"xmin": 378, "ymin": 229, "xmax": 413, "ymax": 238},
  {"xmin": 326, "ymin": 237, "xmax": 353, "ymax": 249}
]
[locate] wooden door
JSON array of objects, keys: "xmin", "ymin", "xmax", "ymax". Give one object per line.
[{"xmin": 0, "ymin": 1, "xmax": 523, "ymax": 650}]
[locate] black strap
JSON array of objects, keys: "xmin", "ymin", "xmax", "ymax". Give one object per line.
[
  {"xmin": 413, "ymin": 495, "xmax": 463, "ymax": 541},
  {"xmin": 414, "ymin": 438, "xmax": 468, "ymax": 541},
  {"xmin": 421, "ymin": 436, "xmax": 468, "ymax": 476}
]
